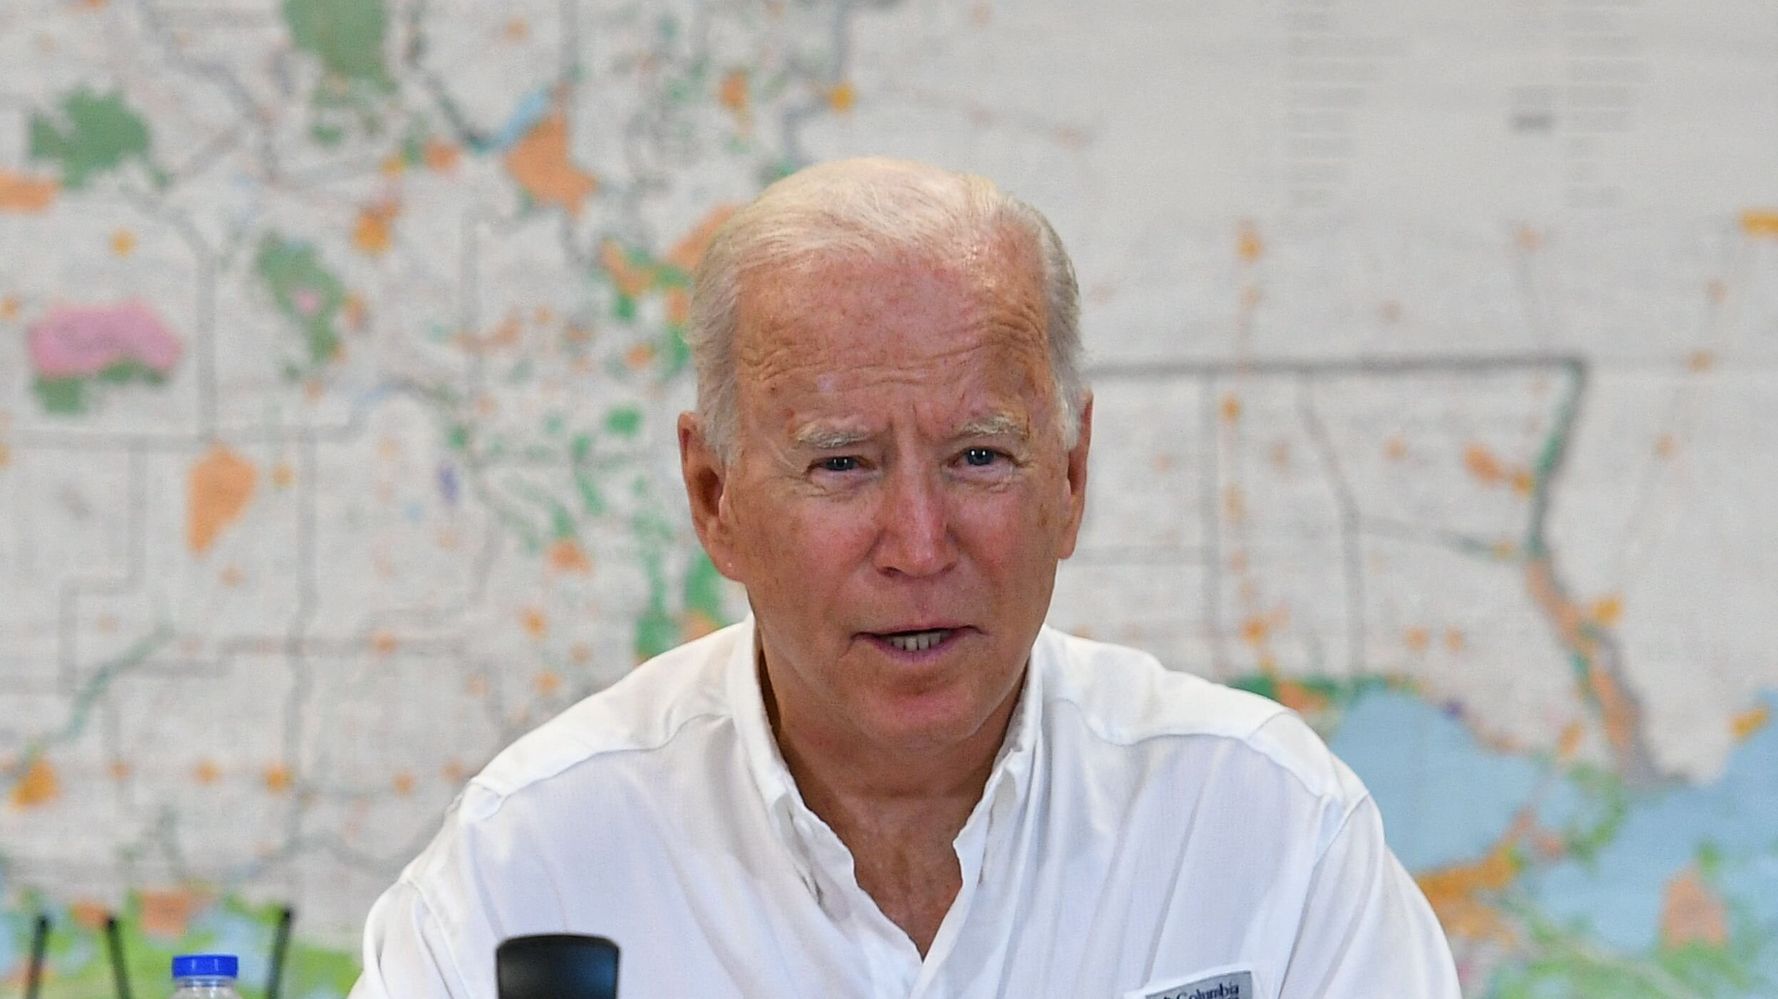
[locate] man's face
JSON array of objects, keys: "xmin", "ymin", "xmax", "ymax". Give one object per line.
[{"xmin": 681, "ymin": 239, "xmax": 1091, "ymax": 759}]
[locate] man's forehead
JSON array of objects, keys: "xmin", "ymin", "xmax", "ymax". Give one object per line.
[{"xmin": 734, "ymin": 250, "xmax": 1044, "ymax": 359}]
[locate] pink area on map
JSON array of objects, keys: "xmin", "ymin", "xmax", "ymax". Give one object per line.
[{"xmin": 27, "ymin": 302, "xmax": 184, "ymax": 379}]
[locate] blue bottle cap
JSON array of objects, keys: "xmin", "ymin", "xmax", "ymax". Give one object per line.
[{"xmin": 172, "ymin": 953, "xmax": 238, "ymax": 979}]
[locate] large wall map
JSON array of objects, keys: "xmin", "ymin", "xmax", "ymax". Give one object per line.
[{"xmin": 3, "ymin": 1, "xmax": 1775, "ymax": 995}]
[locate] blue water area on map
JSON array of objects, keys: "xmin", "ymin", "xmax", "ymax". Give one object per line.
[
  {"xmin": 1328, "ymin": 689, "xmax": 1575, "ymax": 873},
  {"xmin": 489, "ymin": 89, "xmax": 554, "ymax": 152},
  {"xmin": 1331, "ymin": 684, "xmax": 1778, "ymax": 974},
  {"xmin": 0, "ymin": 909, "xmax": 16, "ymax": 981},
  {"xmin": 1526, "ymin": 692, "xmax": 1778, "ymax": 953}
]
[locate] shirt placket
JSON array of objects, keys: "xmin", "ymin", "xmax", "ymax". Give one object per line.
[{"xmin": 790, "ymin": 805, "xmax": 924, "ymax": 997}]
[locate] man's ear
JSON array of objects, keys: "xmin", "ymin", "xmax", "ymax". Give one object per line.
[
  {"xmin": 679, "ymin": 411, "xmax": 742, "ymax": 581},
  {"xmin": 1057, "ymin": 393, "xmax": 1092, "ymax": 560}
]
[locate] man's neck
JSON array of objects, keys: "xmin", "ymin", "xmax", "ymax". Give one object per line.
[
  {"xmin": 760, "ymin": 658, "xmax": 1020, "ymax": 833},
  {"xmin": 759, "ymin": 658, "xmax": 1024, "ymax": 954}
]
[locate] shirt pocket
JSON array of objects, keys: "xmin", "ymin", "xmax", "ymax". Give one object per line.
[{"xmin": 1121, "ymin": 962, "xmax": 1264, "ymax": 999}]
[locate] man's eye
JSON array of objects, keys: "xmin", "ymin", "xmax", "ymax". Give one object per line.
[
  {"xmin": 818, "ymin": 456, "xmax": 861, "ymax": 472},
  {"xmin": 962, "ymin": 448, "xmax": 999, "ymax": 467}
]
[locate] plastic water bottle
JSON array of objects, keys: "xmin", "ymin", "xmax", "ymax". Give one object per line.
[{"xmin": 170, "ymin": 954, "xmax": 243, "ymax": 998}]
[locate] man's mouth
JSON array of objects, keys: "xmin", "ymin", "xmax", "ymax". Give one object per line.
[{"xmin": 873, "ymin": 628, "xmax": 958, "ymax": 653}]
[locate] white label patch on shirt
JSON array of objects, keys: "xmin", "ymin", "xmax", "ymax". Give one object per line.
[{"xmin": 1124, "ymin": 966, "xmax": 1257, "ymax": 999}]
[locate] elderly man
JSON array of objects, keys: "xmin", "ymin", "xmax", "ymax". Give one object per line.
[{"xmin": 350, "ymin": 159, "xmax": 1458, "ymax": 997}]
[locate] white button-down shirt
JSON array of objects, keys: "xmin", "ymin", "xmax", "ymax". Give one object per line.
[{"xmin": 350, "ymin": 620, "xmax": 1457, "ymax": 998}]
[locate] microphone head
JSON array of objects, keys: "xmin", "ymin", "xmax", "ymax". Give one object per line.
[{"xmin": 496, "ymin": 934, "xmax": 620, "ymax": 999}]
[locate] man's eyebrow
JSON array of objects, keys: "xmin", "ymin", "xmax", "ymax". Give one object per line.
[
  {"xmin": 955, "ymin": 413, "xmax": 1029, "ymax": 440},
  {"xmin": 792, "ymin": 425, "xmax": 873, "ymax": 450}
]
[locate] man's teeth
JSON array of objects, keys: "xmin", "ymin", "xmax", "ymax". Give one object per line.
[{"xmin": 884, "ymin": 629, "xmax": 950, "ymax": 653}]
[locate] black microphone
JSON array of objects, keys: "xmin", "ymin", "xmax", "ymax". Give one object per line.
[{"xmin": 496, "ymin": 934, "xmax": 620, "ymax": 999}]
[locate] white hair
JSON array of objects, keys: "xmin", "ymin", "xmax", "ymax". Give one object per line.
[{"xmin": 685, "ymin": 158, "xmax": 1085, "ymax": 465}]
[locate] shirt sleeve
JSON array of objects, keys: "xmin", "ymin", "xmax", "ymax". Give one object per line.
[
  {"xmin": 1276, "ymin": 795, "xmax": 1461, "ymax": 998},
  {"xmin": 348, "ymin": 879, "xmax": 475, "ymax": 999}
]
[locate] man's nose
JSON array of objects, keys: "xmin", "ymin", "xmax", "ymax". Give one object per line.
[{"xmin": 872, "ymin": 463, "xmax": 957, "ymax": 578}]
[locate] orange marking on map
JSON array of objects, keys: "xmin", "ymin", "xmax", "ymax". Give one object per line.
[
  {"xmin": 681, "ymin": 610, "xmax": 721, "ymax": 642},
  {"xmin": 1219, "ymin": 393, "xmax": 1242, "ymax": 423},
  {"xmin": 353, "ymin": 201, "xmax": 399, "ymax": 256},
  {"xmin": 10, "ymin": 757, "xmax": 59, "ymax": 808},
  {"xmin": 1653, "ymin": 434, "xmax": 1675, "ymax": 459},
  {"xmin": 1221, "ymin": 484, "xmax": 1245, "ymax": 523},
  {"xmin": 370, "ymin": 629, "xmax": 398, "ymax": 656},
  {"xmin": 505, "ymin": 108, "xmax": 598, "ymax": 216},
  {"xmin": 665, "ymin": 288, "xmax": 690, "ymax": 326},
  {"xmin": 625, "ymin": 341, "xmax": 656, "ymax": 370},
  {"xmin": 1557, "ymin": 721, "xmax": 1585, "ymax": 760},
  {"xmin": 0, "ymin": 171, "xmax": 58, "ymax": 212},
  {"xmin": 193, "ymin": 759, "xmax": 221, "ymax": 784},
  {"xmin": 504, "ymin": 17, "xmax": 529, "ymax": 41},
  {"xmin": 1415, "ymin": 816, "xmax": 1529, "ymax": 947},
  {"xmin": 141, "ymin": 888, "xmax": 209, "ymax": 938},
  {"xmin": 0, "ymin": 442, "xmax": 11, "ymax": 470},
  {"xmin": 1688, "ymin": 350, "xmax": 1715, "ymax": 372},
  {"xmin": 1740, "ymin": 209, "xmax": 1778, "ymax": 238},
  {"xmin": 392, "ymin": 771, "xmax": 416, "ymax": 796},
  {"xmin": 1444, "ymin": 628, "xmax": 1465, "ymax": 653},
  {"xmin": 490, "ymin": 312, "xmax": 522, "ymax": 348},
  {"xmin": 1383, "ymin": 435, "xmax": 1408, "ymax": 461},
  {"xmin": 1589, "ymin": 593, "xmax": 1623, "ymax": 626},
  {"xmin": 1732, "ymin": 704, "xmax": 1770, "ymax": 742},
  {"xmin": 1236, "ymin": 222, "xmax": 1263, "ymax": 263},
  {"xmin": 535, "ymin": 671, "xmax": 562, "ymax": 696},
  {"xmin": 1661, "ymin": 866, "xmax": 1728, "ymax": 948},
  {"xmin": 600, "ymin": 240, "xmax": 655, "ymax": 297},
  {"xmin": 219, "ymin": 564, "xmax": 244, "ymax": 587},
  {"xmin": 719, "ymin": 70, "xmax": 749, "ymax": 116},
  {"xmin": 522, "ymin": 608, "xmax": 548, "ymax": 639},
  {"xmin": 1510, "ymin": 468, "xmax": 1534, "ymax": 496},
  {"xmin": 379, "ymin": 153, "xmax": 406, "ymax": 177},
  {"xmin": 441, "ymin": 759, "xmax": 468, "ymax": 783},
  {"xmin": 71, "ymin": 900, "xmax": 111, "ymax": 929},
  {"xmin": 1, "ymin": 295, "xmax": 19, "ymax": 319},
  {"xmin": 1515, "ymin": 225, "xmax": 1542, "ymax": 252},
  {"xmin": 667, "ymin": 206, "xmax": 738, "ymax": 272},
  {"xmin": 1525, "ymin": 561, "xmax": 1584, "ymax": 648},
  {"xmin": 424, "ymin": 138, "xmax": 460, "ymax": 173},
  {"xmin": 188, "ymin": 444, "xmax": 258, "ymax": 554},
  {"xmin": 271, "ymin": 461, "xmax": 294, "ymax": 488},
  {"xmin": 263, "ymin": 764, "xmax": 292, "ymax": 794},
  {"xmin": 111, "ymin": 229, "xmax": 137, "ymax": 256},
  {"xmin": 1274, "ymin": 679, "xmax": 1329, "ymax": 714},
  {"xmin": 1462, "ymin": 443, "xmax": 1505, "ymax": 486},
  {"xmin": 827, "ymin": 81, "xmax": 857, "ymax": 112},
  {"xmin": 548, "ymin": 537, "xmax": 591, "ymax": 573},
  {"xmin": 344, "ymin": 293, "xmax": 366, "ymax": 328},
  {"xmin": 1403, "ymin": 627, "xmax": 1430, "ymax": 653},
  {"xmin": 1239, "ymin": 615, "xmax": 1271, "ymax": 647},
  {"xmin": 109, "ymin": 759, "xmax": 131, "ymax": 781}
]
